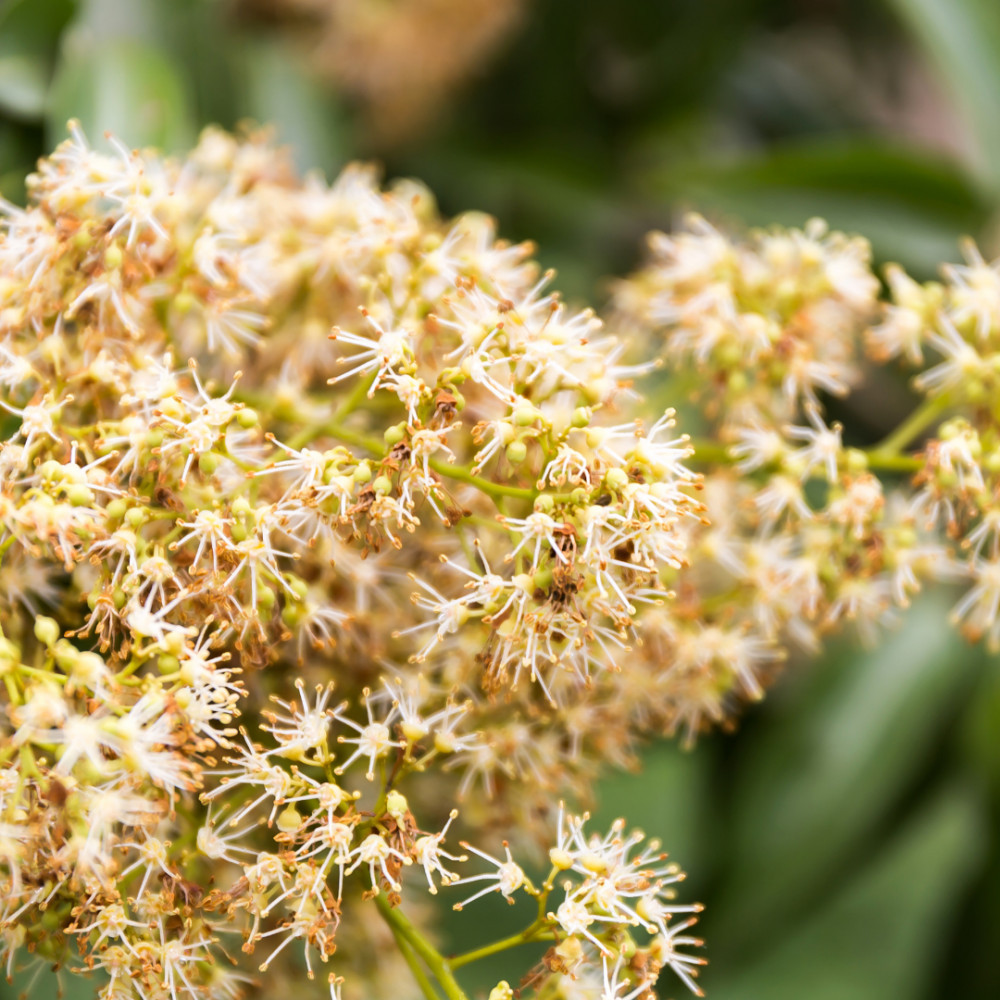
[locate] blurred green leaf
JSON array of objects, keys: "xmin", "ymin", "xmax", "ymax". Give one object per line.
[
  {"xmin": 709, "ymin": 784, "xmax": 986, "ymax": 1000},
  {"xmin": 0, "ymin": 54, "xmax": 48, "ymax": 120},
  {"xmin": 715, "ymin": 596, "xmax": 981, "ymax": 952},
  {"xmin": 644, "ymin": 140, "xmax": 989, "ymax": 275},
  {"xmin": 46, "ymin": 35, "xmax": 194, "ymax": 150},
  {"xmin": 234, "ymin": 36, "xmax": 345, "ymax": 175},
  {"xmin": 0, "ymin": 0, "xmax": 76, "ymax": 119},
  {"xmin": 885, "ymin": 0, "xmax": 1000, "ymax": 193}
]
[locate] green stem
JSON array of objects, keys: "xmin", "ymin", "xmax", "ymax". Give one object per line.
[
  {"xmin": 687, "ymin": 440, "xmax": 729, "ymax": 464},
  {"xmin": 390, "ymin": 925, "xmax": 444, "ymax": 1000},
  {"xmin": 449, "ymin": 920, "xmax": 555, "ymax": 970},
  {"xmin": 689, "ymin": 438, "xmax": 922, "ymax": 475},
  {"xmin": 311, "ymin": 418, "xmax": 537, "ymax": 503},
  {"xmin": 864, "ymin": 452, "xmax": 922, "ymax": 474},
  {"xmin": 374, "ymin": 894, "xmax": 468, "ymax": 1000},
  {"xmin": 427, "ymin": 457, "xmax": 536, "ymax": 502},
  {"xmin": 868, "ymin": 392, "xmax": 952, "ymax": 461}
]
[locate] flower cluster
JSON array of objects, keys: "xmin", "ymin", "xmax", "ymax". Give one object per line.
[
  {"xmin": 7, "ymin": 122, "xmax": 998, "ymax": 1000},
  {"xmin": 614, "ymin": 215, "xmax": 1000, "ymax": 744},
  {"xmin": 451, "ymin": 809, "xmax": 705, "ymax": 999},
  {"xmin": 0, "ymin": 125, "xmax": 702, "ymax": 999}
]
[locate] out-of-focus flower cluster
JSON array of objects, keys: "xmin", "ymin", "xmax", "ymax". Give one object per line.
[
  {"xmin": 238, "ymin": 0, "xmax": 528, "ymax": 143},
  {"xmin": 0, "ymin": 125, "xmax": 704, "ymax": 999},
  {"xmin": 615, "ymin": 215, "xmax": 1000, "ymax": 743}
]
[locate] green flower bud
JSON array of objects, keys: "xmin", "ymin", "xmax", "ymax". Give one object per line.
[
  {"xmin": 386, "ymin": 790, "xmax": 409, "ymax": 823},
  {"xmin": 53, "ymin": 639, "xmax": 81, "ymax": 671},
  {"xmin": 34, "ymin": 617, "xmax": 61, "ymax": 648},
  {"xmin": 174, "ymin": 289, "xmax": 197, "ymax": 314},
  {"xmin": 488, "ymin": 983, "xmax": 513, "ymax": 1000},
  {"xmin": 513, "ymin": 404, "xmax": 538, "ymax": 427},
  {"xmin": 505, "ymin": 440, "xmax": 528, "ymax": 465},
  {"xmin": 384, "ymin": 423, "xmax": 407, "ymax": 446},
  {"xmin": 158, "ymin": 654, "xmax": 180, "ymax": 675},
  {"xmin": 66, "ymin": 484, "xmax": 95, "ymax": 507},
  {"xmin": 604, "ymin": 468, "xmax": 629, "ymax": 492},
  {"xmin": 125, "ymin": 507, "xmax": 147, "ymax": 528},
  {"xmin": 105, "ymin": 498, "xmax": 128, "ymax": 521},
  {"xmin": 39, "ymin": 460, "xmax": 63, "ymax": 482},
  {"xmin": 104, "ymin": 244, "xmax": 123, "ymax": 270},
  {"xmin": 276, "ymin": 805, "xmax": 303, "ymax": 832}
]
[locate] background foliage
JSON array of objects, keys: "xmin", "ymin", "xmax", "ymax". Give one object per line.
[{"xmin": 1, "ymin": 0, "xmax": 999, "ymax": 997}]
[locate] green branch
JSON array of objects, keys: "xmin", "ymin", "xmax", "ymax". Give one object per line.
[
  {"xmin": 389, "ymin": 924, "xmax": 444, "ymax": 1000},
  {"xmin": 374, "ymin": 894, "xmax": 468, "ymax": 1000},
  {"xmin": 449, "ymin": 919, "xmax": 556, "ymax": 970}
]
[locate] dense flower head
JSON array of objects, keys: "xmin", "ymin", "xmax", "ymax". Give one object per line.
[
  {"xmin": 6, "ymin": 124, "xmax": 1000, "ymax": 1000},
  {"xmin": 614, "ymin": 213, "xmax": 1000, "ymax": 744},
  {"xmin": 0, "ymin": 124, "xmax": 704, "ymax": 999}
]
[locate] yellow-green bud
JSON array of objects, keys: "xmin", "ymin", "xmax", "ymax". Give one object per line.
[
  {"xmin": 39, "ymin": 460, "xmax": 63, "ymax": 482},
  {"xmin": 534, "ymin": 494, "xmax": 555, "ymax": 513},
  {"xmin": 282, "ymin": 603, "xmax": 305, "ymax": 627},
  {"xmin": 105, "ymin": 498, "xmax": 128, "ymax": 521},
  {"xmin": 53, "ymin": 639, "xmax": 81, "ymax": 671},
  {"xmin": 158, "ymin": 654, "xmax": 180, "ymax": 675},
  {"xmin": 236, "ymin": 407, "xmax": 258, "ymax": 428},
  {"xmin": 401, "ymin": 720, "xmax": 429, "ymax": 744},
  {"xmin": 513, "ymin": 404, "xmax": 538, "ymax": 427},
  {"xmin": 104, "ymin": 244, "xmax": 123, "ymax": 270},
  {"xmin": 72, "ymin": 651, "xmax": 106, "ymax": 686},
  {"xmin": 125, "ymin": 507, "xmax": 147, "ymax": 528},
  {"xmin": 34, "ymin": 617, "xmax": 61, "ymax": 648},
  {"xmin": 386, "ymin": 790, "xmax": 409, "ymax": 823},
  {"xmin": 604, "ymin": 468, "xmax": 629, "ymax": 492},
  {"xmin": 434, "ymin": 730, "xmax": 457, "ymax": 754},
  {"xmin": 488, "ymin": 982, "xmax": 514, "ymax": 1000},
  {"xmin": 549, "ymin": 847, "xmax": 574, "ymax": 870},
  {"xmin": 276, "ymin": 805, "xmax": 303, "ymax": 832},
  {"xmin": 66, "ymin": 484, "xmax": 95, "ymax": 507},
  {"xmin": 384, "ymin": 423, "xmax": 407, "ymax": 446},
  {"xmin": 174, "ymin": 290, "xmax": 197, "ymax": 314},
  {"xmin": 505, "ymin": 440, "xmax": 528, "ymax": 465}
]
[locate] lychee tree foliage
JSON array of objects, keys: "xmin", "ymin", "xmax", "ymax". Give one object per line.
[{"xmin": 1, "ymin": 125, "xmax": 999, "ymax": 1000}]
